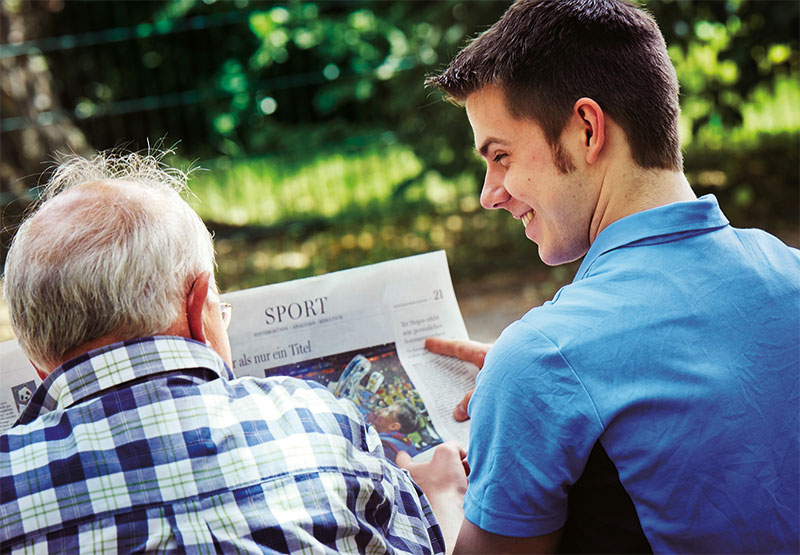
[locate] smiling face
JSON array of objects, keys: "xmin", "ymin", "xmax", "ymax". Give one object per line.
[{"xmin": 466, "ymin": 85, "xmax": 599, "ymax": 266}]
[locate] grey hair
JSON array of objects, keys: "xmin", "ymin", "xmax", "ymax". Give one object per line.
[{"xmin": 2, "ymin": 150, "xmax": 215, "ymax": 369}]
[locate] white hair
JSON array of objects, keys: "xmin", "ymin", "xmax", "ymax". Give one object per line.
[{"xmin": 2, "ymin": 150, "xmax": 215, "ymax": 369}]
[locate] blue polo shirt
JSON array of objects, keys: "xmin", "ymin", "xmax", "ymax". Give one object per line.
[{"xmin": 465, "ymin": 195, "xmax": 800, "ymax": 553}]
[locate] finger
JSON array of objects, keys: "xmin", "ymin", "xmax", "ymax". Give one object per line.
[
  {"xmin": 437, "ymin": 440, "xmax": 462, "ymax": 457},
  {"xmin": 426, "ymin": 338, "xmax": 491, "ymax": 367},
  {"xmin": 455, "ymin": 342, "xmax": 490, "ymax": 368},
  {"xmin": 438, "ymin": 442, "xmax": 470, "ymax": 477},
  {"xmin": 453, "ymin": 388, "xmax": 474, "ymax": 422},
  {"xmin": 425, "ymin": 337, "xmax": 463, "ymax": 357},
  {"xmin": 395, "ymin": 450, "xmax": 415, "ymax": 470},
  {"xmin": 439, "ymin": 442, "xmax": 471, "ymax": 476}
]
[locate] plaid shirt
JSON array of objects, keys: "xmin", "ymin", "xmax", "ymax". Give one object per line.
[{"xmin": 0, "ymin": 336, "xmax": 444, "ymax": 553}]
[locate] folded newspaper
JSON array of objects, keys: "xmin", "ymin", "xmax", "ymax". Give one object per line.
[{"xmin": 0, "ymin": 251, "xmax": 477, "ymax": 461}]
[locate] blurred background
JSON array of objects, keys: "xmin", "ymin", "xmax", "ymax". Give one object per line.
[{"xmin": 1, "ymin": 0, "xmax": 798, "ymax": 342}]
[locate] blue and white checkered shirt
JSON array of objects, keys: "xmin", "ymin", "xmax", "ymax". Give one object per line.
[{"xmin": 0, "ymin": 336, "xmax": 444, "ymax": 553}]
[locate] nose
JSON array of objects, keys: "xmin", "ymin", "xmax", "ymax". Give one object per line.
[{"xmin": 479, "ymin": 168, "xmax": 510, "ymax": 210}]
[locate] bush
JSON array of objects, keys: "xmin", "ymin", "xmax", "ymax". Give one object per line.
[{"xmin": 685, "ymin": 132, "xmax": 799, "ymax": 239}]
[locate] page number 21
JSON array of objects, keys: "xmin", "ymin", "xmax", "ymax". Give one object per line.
[{"xmin": 433, "ymin": 289, "xmax": 443, "ymax": 300}]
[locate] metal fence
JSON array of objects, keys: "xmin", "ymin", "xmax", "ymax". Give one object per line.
[{"xmin": 1, "ymin": 1, "xmax": 452, "ymax": 197}]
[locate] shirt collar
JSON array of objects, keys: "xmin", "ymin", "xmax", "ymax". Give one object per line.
[
  {"xmin": 575, "ymin": 194, "xmax": 730, "ymax": 281},
  {"xmin": 16, "ymin": 336, "xmax": 234, "ymax": 426}
]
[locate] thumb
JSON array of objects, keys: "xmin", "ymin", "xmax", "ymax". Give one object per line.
[
  {"xmin": 395, "ymin": 450, "xmax": 414, "ymax": 470},
  {"xmin": 453, "ymin": 388, "xmax": 474, "ymax": 422}
]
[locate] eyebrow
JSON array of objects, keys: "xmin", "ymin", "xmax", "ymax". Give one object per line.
[{"xmin": 477, "ymin": 137, "xmax": 507, "ymax": 158}]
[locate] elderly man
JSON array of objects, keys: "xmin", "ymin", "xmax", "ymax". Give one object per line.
[
  {"xmin": 407, "ymin": 0, "xmax": 800, "ymax": 553},
  {"xmin": 0, "ymin": 152, "xmax": 465, "ymax": 553}
]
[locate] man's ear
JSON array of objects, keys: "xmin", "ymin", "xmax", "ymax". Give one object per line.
[
  {"xmin": 573, "ymin": 97, "xmax": 605, "ymax": 164},
  {"xmin": 186, "ymin": 271, "xmax": 211, "ymax": 344}
]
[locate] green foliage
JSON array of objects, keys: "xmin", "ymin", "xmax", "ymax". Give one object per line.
[
  {"xmin": 2, "ymin": 0, "xmax": 797, "ymax": 341},
  {"xmin": 210, "ymin": 196, "xmax": 540, "ymax": 293},
  {"xmin": 40, "ymin": 0, "xmax": 799, "ymax": 169},
  {"xmin": 9, "ymin": 0, "xmax": 798, "ymax": 285},
  {"xmin": 686, "ymin": 132, "xmax": 799, "ymax": 234},
  {"xmin": 648, "ymin": 0, "xmax": 799, "ymax": 140},
  {"xmin": 197, "ymin": 0, "xmax": 508, "ymax": 173}
]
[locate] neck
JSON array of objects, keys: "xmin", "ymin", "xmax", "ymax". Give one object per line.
[
  {"xmin": 37, "ymin": 333, "xmax": 131, "ymax": 377},
  {"xmin": 589, "ymin": 164, "xmax": 696, "ymax": 244},
  {"xmin": 41, "ymin": 319, "xmax": 192, "ymax": 377}
]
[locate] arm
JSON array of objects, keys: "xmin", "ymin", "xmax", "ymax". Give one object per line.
[
  {"xmin": 424, "ymin": 337, "xmax": 492, "ymax": 421},
  {"xmin": 396, "ymin": 441, "xmax": 469, "ymax": 555},
  {"xmin": 451, "ymin": 326, "xmax": 599, "ymax": 555},
  {"xmin": 454, "ymin": 519, "xmax": 562, "ymax": 554}
]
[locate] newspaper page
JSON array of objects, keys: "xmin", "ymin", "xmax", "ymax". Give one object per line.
[
  {"xmin": 226, "ymin": 250, "xmax": 477, "ymax": 462},
  {"xmin": 0, "ymin": 340, "xmax": 41, "ymax": 433}
]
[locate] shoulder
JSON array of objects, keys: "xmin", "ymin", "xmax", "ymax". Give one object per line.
[
  {"xmin": 220, "ymin": 375, "xmax": 376, "ymax": 449},
  {"xmin": 732, "ymin": 227, "xmax": 800, "ymax": 272},
  {"xmin": 229, "ymin": 374, "xmax": 355, "ymax": 415},
  {"xmin": 473, "ymin": 314, "xmax": 604, "ymax": 427},
  {"xmin": 482, "ymin": 280, "xmax": 625, "ymax": 378}
]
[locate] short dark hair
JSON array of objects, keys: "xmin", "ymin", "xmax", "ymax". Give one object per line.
[
  {"xmin": 427, "ymin": 0, "xmax": 682, "ymax": 171},
  {"xmin": 390, "ymin": 401, "xmax": 420, "ymax": 433}
]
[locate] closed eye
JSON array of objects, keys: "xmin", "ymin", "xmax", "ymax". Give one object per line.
[{"xmin": 493, "ymin": 153, "xmax": 507, "ymax": 163}]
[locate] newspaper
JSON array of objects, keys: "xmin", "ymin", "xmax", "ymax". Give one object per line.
[
  {"xmin": 0, "ymin": 251, "xmax": 477, "ymax": 461},
  {"xmin": 0, "ymin": 339, "xmax": 41, "ymax": 434},
  {"xmin": 226, "ymin": 250, "xmax": 476, "ymax": 461}
]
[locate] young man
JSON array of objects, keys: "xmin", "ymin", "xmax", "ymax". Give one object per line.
[
  {"xmin": 410, "ymin": 0, "xmax": 800, "ymax": 552},
  {"xmin": 0, "ymin": 151, "xmax": 465, "ymax": 553}
]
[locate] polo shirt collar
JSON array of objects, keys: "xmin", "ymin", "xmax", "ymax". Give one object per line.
[
  {"xmin": 575, "ymin": 194, "xmax": 730, "ymax": 281},
  {"xmin": 15, "ymin": 336, "xmax": 233, "ymax": 426}
]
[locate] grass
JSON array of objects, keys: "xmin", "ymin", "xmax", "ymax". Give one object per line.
[{"xmin": 186, "ymin": 145, "xmax": 431, "ymax": 226}]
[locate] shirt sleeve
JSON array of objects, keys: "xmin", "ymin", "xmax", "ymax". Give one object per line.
[{"xmin": 463, "ymin": 319, "xmax": 605, "ymax": 538}]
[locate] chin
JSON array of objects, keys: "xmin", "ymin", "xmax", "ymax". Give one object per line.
[
  {"xmin": 540, "ymin": 254, "xmax": 569, "ymax": 267},
  {"xmin": 537, "ymin": 243, "xmax": 587, "ymax": 267}
]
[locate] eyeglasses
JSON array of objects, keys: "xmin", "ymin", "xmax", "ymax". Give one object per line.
[{"xmin": 220, "ymin": 301, "xmax": 233, "ymax": 330}]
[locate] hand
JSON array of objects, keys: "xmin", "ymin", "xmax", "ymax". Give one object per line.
[
  {"xmin": 396, "ymin": 441, "xmax": 470, "ymax": 489},
  {"xmin": 397, "ymin": 442, "xmax": 469, "ymax": 554},
  {"xmin": 425, "ymin": 338, "xmax": 492, "ymax": 422}
]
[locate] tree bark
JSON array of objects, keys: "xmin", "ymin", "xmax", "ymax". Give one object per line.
[{"xmin": 1, "ymin": 0, "xmax": 91, "ymax": 197}]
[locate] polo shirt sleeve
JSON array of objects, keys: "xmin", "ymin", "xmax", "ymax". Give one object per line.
[{"xmin": 464, "ymin": 318, "xmax": 605, "ymax": 537}]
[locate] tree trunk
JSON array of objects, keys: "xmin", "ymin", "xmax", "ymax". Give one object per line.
[{"xmin": 1, "ymin": 0, "xmax": 91, "ymax": 197}]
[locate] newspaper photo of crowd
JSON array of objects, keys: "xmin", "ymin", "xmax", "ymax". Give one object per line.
[{"xmin": 266, "ymin": 342, "xmax": 443, "ymax": 462}]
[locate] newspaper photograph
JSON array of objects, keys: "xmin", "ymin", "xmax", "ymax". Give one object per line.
[{"xmin": 266, "ymin": 342, "xmax": 443, "ymax": 461}]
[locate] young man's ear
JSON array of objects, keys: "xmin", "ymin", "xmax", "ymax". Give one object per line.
[
  {"xmin": 186, "ymin": 271, "xmax": 212, "ymax": 344},
  {"xmin": 573, "ymin": 97, "xmax": 605, "ymax": 164}
]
